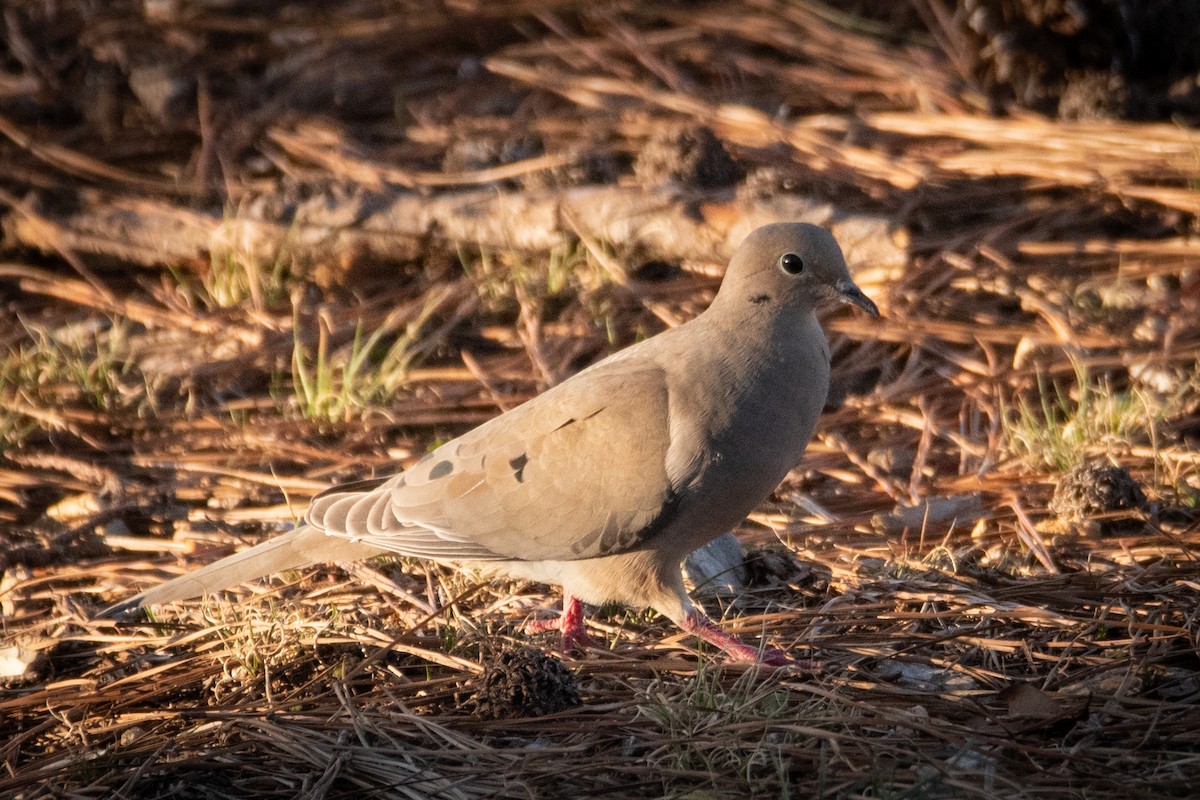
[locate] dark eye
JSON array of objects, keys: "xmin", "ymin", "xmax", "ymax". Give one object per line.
[{"xmin": 779, "ymin": 253, "xmax": 805, "ymax": 275}]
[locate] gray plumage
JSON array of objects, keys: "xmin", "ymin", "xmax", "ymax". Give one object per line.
[{"xmin": 102, "ymin": 223, "xmax": 878, "ymax": 665}]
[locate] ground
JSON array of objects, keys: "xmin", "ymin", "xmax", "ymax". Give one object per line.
[{"xmin": 1, "ymin": 2, "xmax": 1199, "ymax": 798}]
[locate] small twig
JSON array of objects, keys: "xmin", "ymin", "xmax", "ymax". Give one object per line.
[{"xmin": 1009, "ymin": 497, "xmax": 1060, "ymax": 574}]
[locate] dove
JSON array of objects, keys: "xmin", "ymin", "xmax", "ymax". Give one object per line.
[{"xmin": 102, "ymin": 222, "xmax": 879, "ymax": 666}]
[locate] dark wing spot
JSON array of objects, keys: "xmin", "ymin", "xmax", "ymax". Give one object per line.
[
  {"xmin": 750, "ymin": 293, "xmax": 771, "ymax": 305},
  {"xmin": 566, "ymin": 488, "xmax": 684, "ymax": 559},
  {"xmin": 570, "ymin": 526, "xmax": 603, "ymax": 556},
  {"xmin": 310, "ymin": 476, "xmax": 389, "ymax": 501},
  {"xmin": 429, "ymin": 460, "xmax": 454, "ymax": 479},
  {"xmin": 553, "ymin": 407, "xmax": 603, "ymax": 433},
  {"xmin": 509, "ymin": 453, "xmax": 529, "ymax": 483}
]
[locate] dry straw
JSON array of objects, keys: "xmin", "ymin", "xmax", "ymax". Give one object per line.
[{"xmin": 2, "ymin": 2, "xmax": 1199, "ymax": 798}]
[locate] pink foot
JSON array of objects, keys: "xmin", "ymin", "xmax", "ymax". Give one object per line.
[
  {"xmin": 524, "ymin": 593, "xmax": 598, "ymax": 653},
  {"xmin": 681, "ymin": 610, "xmax": 819, "ymax": 671}
]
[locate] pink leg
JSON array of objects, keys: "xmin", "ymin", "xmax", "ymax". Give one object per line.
[
  {"xmin": 524, "ymin": 593, "xmax": 597, "ymax": 653},
  {"xmin": 681, "ymin": 609, "xmax": 818, "ymax": 671}
]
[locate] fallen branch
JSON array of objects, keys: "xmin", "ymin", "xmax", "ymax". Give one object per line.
[{"xmin": 2, "ymin": 185, "xmax": 908, "ymax": 284}]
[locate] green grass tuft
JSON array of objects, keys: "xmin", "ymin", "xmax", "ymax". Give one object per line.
[
  {"xmin": 1002, "ymin": 357, "xmax": 1168, "ymax": 472},
  {"xmin": 0, "ymin": 317, "xmax": 135, "ymax": 449},
  {"xmin": 286, "ymin": 296, "xmax": 442, "ymax": 423}
]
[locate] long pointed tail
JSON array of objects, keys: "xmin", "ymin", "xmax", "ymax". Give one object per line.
[{"xmin": 99, "ymin": 526, "xmax": 386, "ymax": 617}]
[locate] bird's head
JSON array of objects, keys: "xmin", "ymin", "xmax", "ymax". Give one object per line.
[{"xmin": 715, "ymin": 222, "xmax": 880, "ymax": 319}]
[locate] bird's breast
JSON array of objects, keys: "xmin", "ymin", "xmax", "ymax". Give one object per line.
[{"xmin": 661, "ymin": 315, "xmax": 831, "ymax": 555}]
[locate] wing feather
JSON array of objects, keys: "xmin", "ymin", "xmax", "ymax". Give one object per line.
[{"xmin": 302, "ymin": 361, "xmax": 680, "ymax": 563}]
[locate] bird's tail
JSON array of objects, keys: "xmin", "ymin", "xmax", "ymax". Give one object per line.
[{"xmin": 98, "ymin": 526, "xmax": 386, "ymax": 617}]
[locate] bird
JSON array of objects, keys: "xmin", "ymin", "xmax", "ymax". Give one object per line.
[{"xmin": 101, "ymin": 222, "xmax": 879, "ymax": 667}]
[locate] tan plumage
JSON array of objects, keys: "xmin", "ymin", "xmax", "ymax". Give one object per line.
[{"xmin": 102, "ymin": 223, "xmax": 879, "ymax": 666}]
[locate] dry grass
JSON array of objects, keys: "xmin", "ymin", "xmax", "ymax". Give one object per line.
[{"xmin": 2, "ymin": 2, "xmax": 1199, "ymax": 798}]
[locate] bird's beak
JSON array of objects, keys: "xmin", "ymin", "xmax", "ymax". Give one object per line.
[{"xmin": 835, "ymin": 279, "xmax": 880, "ymax": 318}]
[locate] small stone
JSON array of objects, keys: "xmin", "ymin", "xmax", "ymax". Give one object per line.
[
  {"xmin": 1129, "ymin": 359, "xmax": 1184, "ymax": 395},
  {"xmin": 1132, "ymin": 314, "xmax": 1169, "ymax": 343},
  {"xmin": 684, "ymin": 532, "xmax": 747, "ymax": 597},
  {"xmin": 866, "ymin": 446, "xmax": 915, "ymax": 477},
  {"xmin": 0, "ymin": 645, "xmax": 45, "ymax": 683},
  {"xmin": 128, "ymin": 63, "xmax": 194, "ymax": 124}
]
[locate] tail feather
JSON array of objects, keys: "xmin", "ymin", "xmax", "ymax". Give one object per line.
[{"xmin": 99, "ymin": 526, "xmax": 386, "ymax": 618}]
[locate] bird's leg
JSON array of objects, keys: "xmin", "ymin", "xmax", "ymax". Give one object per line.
[
  {"xmin": 680, "ymin": 608, "xmax": 809, "ymax": 669},
  {"xmin": 524, "ymin": 592, "xmax": 597, "ymax": 652}
]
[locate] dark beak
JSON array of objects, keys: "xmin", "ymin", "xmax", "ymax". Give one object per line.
[{"xmin": 835, "ymin": 279, "xmax": 880, "ymax": 318}]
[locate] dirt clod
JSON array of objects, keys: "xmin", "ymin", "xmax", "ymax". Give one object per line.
[
  {"xmin": 634, "ymin": 127, "xmax": 742, "ymax": 189},
  {"xmin": 470, "ymin": 647, "xmax": 581, "ymax": 719},
  {"xmin": 1050, "ymin": 460, "xmax": 1147, "ymax": 521}
]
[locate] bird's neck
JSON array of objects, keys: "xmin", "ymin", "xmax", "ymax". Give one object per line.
[
  {"xmin": 704, "ymin": 296, "xmax": 821, "ymax": 357},
  {"xmin": 680, "ymin": 301, "xmax": 827, "ymax": 411}
]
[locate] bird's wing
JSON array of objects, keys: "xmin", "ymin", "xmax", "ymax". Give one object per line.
[{"xmin": 306, "ymin": 362, "xmax": 685, "ymax": 562}]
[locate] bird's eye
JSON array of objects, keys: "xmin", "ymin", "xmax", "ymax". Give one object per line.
[{"xmin": 779, "ymin": 253, "xmax": 805, "ymax": 275}]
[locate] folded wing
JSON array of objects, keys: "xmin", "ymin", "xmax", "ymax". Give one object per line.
[{"xmin": 306, "ymin": 364, "xmax": 680, "ymax": 562}]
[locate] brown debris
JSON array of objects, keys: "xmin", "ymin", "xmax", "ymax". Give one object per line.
[
  {"xmin": 468, "ymin": 646, "xmax": 581, "ymax": 719},
  {"xmin": 1050, "ymin": 459, "xmax": 1148, "ymax": 522},
  {"xmin": 633, "ymin": 126, "xmax": 743, "ymax": 189},
  {"xmin": 957, "ymin": 0, "xmax": 1200, "ymax": 119},
  {"xmin": 0, "ymin": 519, "xmax": 110, "ymax": 571},
  {"xmin": 0, "ymin": 2, "xmax": 1199, "ymax": 798}
]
